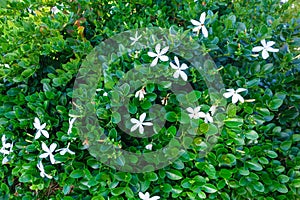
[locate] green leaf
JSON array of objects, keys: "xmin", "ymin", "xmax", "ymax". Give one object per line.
[
  {"xmin": 276, "ymin": 184, "xmax": 288, "ymax": 193},
  {"xmin": 19, "ymin": 174, "xmax": 33, "ymax": 183},
  {"xmin": 219, "ymin": 169, "xmax": 232, "ymax": 179},
  {"xmin": 253, "ymin": 181, "xmax": 265, "ymax": 192},
  {"xmin": 265, "ymin": 150, "xmax": 278, "ymax": 158},
  {"xmin": 245, "ymin": 130, "xmax": 259, "ymax": 140},
  {"xmin": 112, "ymin": 112, "xmax": 121, "ymax": 123},
  {"xmin": 291, "ymin": 178, "xmax": 300, "ymax": 188},
  {"xmin": 278, "ymin": 175, "xmax": 289, "ymax": 183},
  {"xmin": 70, "ymin": 169, "xmax": 84, "ymax": 178},
  {"xmin": 224, "ymin": 118, "xmax": 243, "ymax": 128},
  {"xmin": 165, "ymin": 112, "xmax": 177, "ymax": 122},
  {"xmin": 246, "ymin": 161, "xmax": 263, "ymax": 171},
  {"xmin": 202, "ymin": 184, "xmax": 217, "ymax": 193},
  {"xmin": 268, "ymin": 99, "xmax": 283, "ymax": 110},
  {"xmin": 280, "ymin": 140, "xmax": 292, "ymax": 151},
  {"xmin": 166, "ymin": 170, "xmax": 183, "ymax": 180},
  {"xmin": 111, "ymin": 187, "xmax": 125, "ymax": 196}
]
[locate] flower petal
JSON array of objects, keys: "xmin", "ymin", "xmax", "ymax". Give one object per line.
[
  {"xmin": 252, "ymin": 46, "xmax": 264, "ymax": 52},
  {"xmin": 200, "ymin": 12, "xmax": 206, "ymax": 24},
  {"xmin": 49, "ymin": 143, "xmax": 57, "ymax": 152},
  {"xmin": 160, "ymin": 46, "xmax": 169, "ymax": 55},
  {"xmin": 223, "ymin": 91, "xmax": 234, "ymax": 99},
  {"xmin": 139, "ymin": 125, "xmax": 144, "ymax": 134},
  {"xmin": 237, "ymin": 94, "xmax": 244, "ymax": 103},
  {"xmin": 262, "ymin": 49, "xmax": 269, "ymax": 59},
  {"xmin": 142, "ymin": 122, "xmax": 153, "ymax": 126},
  {"xmin": 186, "ymin": 107, "xmax": 194, "ymax": 113},
  {"xmin": 266, "ymin": 41, "xmax": 275, "ymax": 47},
  {"xmin": 139, "ymin": 192, "xmax": 146, "ymax": 199},
  {"xmin": 130, "ymin": 118, "xmax": 139, "ymax": 124},
  {"xmin": 174, "ymin": 56, "xmax": 180, "ymax": 67},
  {"xmin": 236, "ymin": 88, "xmax": 247, "ymax": 93},
  {"xmin": 130, "ymin": 124, "xmax": 139, "ymax": 132},
  {"xmin": 192, "ymin": 26, "xmax": 201, "ymax": 32},
  {"xmin": 150, "ymin": 57, "xmax": 159, "ymax": 67},
  {"xmin": 267, "ymin": 47, "xmax": 279, "ymax": 53},
  {"xmin": 180, "ymin": 63, "xmax": 188, "ymax": 70},
  {"xmin": 170, "ymin": 62, "xmax": 178, "ymax": 70},
  {"xmin": 159, "ymin": 55, "xmax": 169, "ymax": 62},
  {"xmin": 41, "ymin": 142, "xmax": 49, "ymax": 152},
  {"xmin": 147, "ymin": 52, "xmax": 157, "ymax": 58},
  {"xmin": 155, "ymin": 44, "xmax": 161, "ymax": 54},
  {"xmin": 232, "ymin": 94, "xmax": 239, "ymax": 104},
  {"xmin": 49, "ymin": 155, "xmax": 56, "ymax": 164},
  {"xmin": 191, "ymin": 19, "xmax": 201, "ymax": 26},
  {"xmin": 202, "ymin": 26, "xmax": 208, "ymax": 38},
  {"xmin": 139, "ymin": 113, "xmax": 147, "ymax": 122},
  {"xmin": 179, "ymin": 71, "xmax": 188, "ymax": 81},
  {"xmin": 261, "ymin": 39, "xmax": 267, "ymax": 47},
  {"xmin": 39, "ymin": 153, "xmax": 49, "ymax": 158},
  {"xmin": 198, "ymin": 112, "xmax": 206, "ymax": 118},
  {"xmin": 41, "ymin": 130, "xmax": 49, "ymax": 138},
  {"xmin": 173, "ymin": 70, "xmax": 180, "ymax": 79}
]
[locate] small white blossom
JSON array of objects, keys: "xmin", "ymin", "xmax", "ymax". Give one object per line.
[
  {"xmin": 51, "ymin": 6, "xmax": 60, "ymax": 15},
  {"xmin": 209, "ymin": 105, "xmax": 217, "ymax": 116},
  {"xmin": 280, "ymin": 0, "xmax": 288, "ymax": 3},
  {"xmin": 147, "ymin": 44, "xmax": 169, "ymax": 67},
  {"xmin": 67, "ymin": 117, "xmax": 77, "ymax": 135},
  {"xmin": 223, "ymin": 88, "xmax": 247, "ymax": 104},
  {"xmin": 186, "ymin": 106, "xmax": 202, "ymax": 119},
  {"xmin": 138, "ymin": 192, "xmax": 160, "ymax": 200},
  {"xmin": 56, "ymin": 142, "xmax": 75, "ymax": 155},
  {"xmin": 135, "ymin": 87, "xmax": 146, "ymax": 101},
  {"xmin": 252, "ymin": 39, "xmax": 279, "ymax": 59},
  {"xmin": 145, "ymin": 144, "xmax": 153, "ymax": 150},
  {"xmin": 170, "ymin": 56, "xmax": 189, "ymax": 81},
  {"xmin": 130, "ymin": 31, "xmax": 142, "ymax": 46},
  {"xmin": 191, "ymin": 12, "xmax": 209, "ymax": 37},
  {"xmin": 39, "ymin": 142, "xmax": 57, "ymax": 164},
  {"xmin": 37, "ymin": 161, "xmax": 53, "ymax": 179},
  {"xmin": 130, "ymin": 113, "xmax": 153, "ymax": 134},
  {"xmin": 33, "ymin": 117, "xmax": 49, "ymax": 139},
  {"xmin": 1, "ymin": 137, "xmax": 13, "ymax": 165},
  {"xmin": 199, "ymin": 112, "xmax": 213, "ymax": 123}
]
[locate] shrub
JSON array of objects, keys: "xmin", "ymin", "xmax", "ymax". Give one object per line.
[{"xmin": 0, "ymin": 0, "xmax": 299, "ymax": 199}]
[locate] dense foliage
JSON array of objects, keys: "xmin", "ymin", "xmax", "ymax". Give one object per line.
[{"xmin": 0, "ymin": 0, "xmax": 299, "ymax": 199}]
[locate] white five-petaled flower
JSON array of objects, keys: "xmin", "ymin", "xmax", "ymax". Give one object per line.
[
  {"xmin": 130, "ymin": 113, "xmax": 153, "ymax": 134},
  {"xmin": 170, "ymin": 56, "xmax": 189, "ymax": 81},
  {"xmin": 199, "ymin": 112, "xmax": 213, "ymax": 123},
  {"xmin": 223, "ymin": 88, "xmax": 247, "ymax": 104},
  {"xmin": 39, "ymin": 142, "xmax": 57, "ymax": 164},
  {"xmin": 147, "ymin": 44, "xmax": 169, "ymax": 67},
  {"xmin": 37, "ymin": 161, "xmax": 53, "ymax": 179},
  {"xmin": 1, "ymin": 135, "xmax": 13, "ymax": 165},
  {"xmin": 191, "ymin": 12, "xmax": 209, "ymax": 37},
  {"xmin": 186, "ymin": 106, "xmax": 202, "ymax": 119},
  {"xmin": 252, "ymin": 39, "xmax": 279, "ymax": 59},
  {"xmin": 51, "ymin": 6, "xmax": 60, "ymax": 15},
  {"xmin": 130, "ymin": 31, "xmax": 142, "ymax": 46},
  {"xmin": 67, "ymin": 117, "xmax": 77, "ymax": 135},
  {"xmin": 209, "ymin": 105, "xmax": 217, "ymax": 116},
  {"xmin": 145, "ymin": 144, "xmax": 153, "ymax": 150},
  {"xmin": 138, "ymin": 192, "xmax": 160, "ymax": 200},
  {"xmin": 55, "ymin": 142, "xmax": 75, "ymax": 155},
  {"xmin": 33, "ymin": 117, "xmax": 49, "ymax": 139},
  {"xmin": 135, "ymin": 87, "xmax": 146, "ymax": 101}
]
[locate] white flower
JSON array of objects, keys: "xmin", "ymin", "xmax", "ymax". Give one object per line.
[
  {"xmin": 209, "ymin": 105, "xmax": 217, "ymax": 116},
  {"xmin": 252, "ymin": 39, "xmax": 279, "ymax": 59},
  {"xmin": 37, "ymin": 161, "xmax": 53, "ymax": 179},
  {"xmin": 145, "ymin": 144, "xmax": 153, "ymax": 150},
  {"xmin": 130, "ymin": 113, "xmax": 153, "ymax": 134},
  {"xmin": 2, "ymin": 157, "xmax": 9, "ymax": 165},
  {"xmin": 186, "ymin": 106, "xmax": 202, "ymax": 119},
  {"xmin": 191, "ymin": 12, "xmax": 209, "ymax": 37},
  {"xmin": 138, "ymin": 192, "xmax": 160, "ymax": 200},
  {"xmin": 39, "ymin": 142, "xmax": 57, "ymax": 164},
  {"xmin": 130, "ymin": 31, "xmax": 142, "ymax": 46},
  {"xmin": 0, "ymin": 64, "xmax": 10, "ymax": 68},
  {"xmin": 223, "ymin": 88, "xmax": 247, "ymax": 104},
  {"xmin": 280, "ymin": 0, "xmax": 288, "ymax": 3},
  {"xmin": 51, "ymin": 6, "xmax": 60, "ymax": 15},
  {"xmin": 56, "ymin": 142, "xmax": 75, "ymax": 155},
  {"xmin": 199, "ymin": 112, "xmax": 213, "ymax": 123},
  {"xmin": 170, "ymin": 56, "xmax": 189, "ymax": 81},
  {"xmin": 67, "ymin": 117, "xmax": 77, "ymax": 135},
  {"xmin": 135, "ymin": 87, "xmax": 146, "ymax": 101},
  {"xmin": 33, "ymin": 117, "xmax": 49, "ymax": 139},
  {"xmin": 147, "ymin": 44, "xmax": 169, "ymax": 67},
  {"xmin": 0, "ymin": 135, "xmax": 13, "ymax": 155}
]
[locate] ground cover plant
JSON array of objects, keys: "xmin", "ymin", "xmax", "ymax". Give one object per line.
[{"xmin": 0, "ymin": 0, "xmax": 299, "ymax": 199}]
